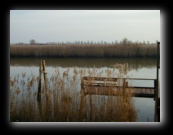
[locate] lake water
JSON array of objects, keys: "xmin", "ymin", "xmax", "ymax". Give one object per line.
[{"xmin": 10, "ymin": 57, "xmax": 159, "ymax": 122}]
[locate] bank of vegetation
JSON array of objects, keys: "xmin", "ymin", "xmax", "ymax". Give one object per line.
[{"xmin": 10, "ymin": 43, "xmax": 157, "ymax": 58}]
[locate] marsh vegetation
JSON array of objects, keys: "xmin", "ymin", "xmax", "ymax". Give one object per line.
[
  {"xmin": 10, "ymin": 63, "xmax": 138, "ymax": 122},
  {"xmin": 10, "ymin": 44, "xmax": 157, "ymax": 58}
]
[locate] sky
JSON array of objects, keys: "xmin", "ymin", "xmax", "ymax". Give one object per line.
[{"xmin": 10, "ymin": 10, "xmax": 160, "ymax": 44}]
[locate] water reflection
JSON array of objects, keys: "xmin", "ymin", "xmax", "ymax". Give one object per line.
[
  {"xmin": 10, "ymin": 58, "xmax": 157, "ymax": 122},
  {"xmin": 10, "ymin": 57, "xmax": 157, "ymax": 69}
]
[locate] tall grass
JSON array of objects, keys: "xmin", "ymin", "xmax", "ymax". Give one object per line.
[
  {"xmin": 10, "ymin": 64, "xmax": 137, "ymax": 122},
  {"xmin": 10, "ymin": 44, "xmax": 157, "ymax": 58}
]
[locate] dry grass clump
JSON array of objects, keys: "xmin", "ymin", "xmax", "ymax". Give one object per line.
[{"xmin": 10, "ymin": 63, "xmax": 137, "ymax": 122}]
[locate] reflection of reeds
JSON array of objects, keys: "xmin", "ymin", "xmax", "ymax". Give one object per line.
[
  {"xmin": 10, "ymin": 64, "xmax": 137, "ymax": 122},
  {"xmin": 22, "ymin": 72, "xmax": 26, "ymax": 78},
  {"xmin": 63, "ymin": 68, "xmax": 69, "ymax": 79},
  {"xmin": 10, "ymin": 80, "xmax": 14, "ymax": 87}
]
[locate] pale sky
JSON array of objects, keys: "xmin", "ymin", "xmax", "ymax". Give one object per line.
[{"xmin": 10, "ymin": 10, "xmax": 160, "ymax": 44}]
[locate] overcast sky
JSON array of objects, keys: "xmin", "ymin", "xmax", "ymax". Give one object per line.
[{"xmin": 10, "ymin": 10, "xmax": 160, "ymax": 44}]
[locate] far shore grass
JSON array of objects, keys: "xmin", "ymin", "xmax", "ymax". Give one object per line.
[{"xmin": 10, "ymin": 44, "xmax": 157, "ymax": 58}]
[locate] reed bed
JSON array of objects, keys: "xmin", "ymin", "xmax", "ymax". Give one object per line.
[
  {"xmin": 10, "ymin": 44, "xmax": 157, "ymax": 58},
  {"xmin": 10, "ymin": 63, "xmax": 137, "ymax": 122}
]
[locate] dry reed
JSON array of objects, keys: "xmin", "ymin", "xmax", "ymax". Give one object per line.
[
  {"xmin": 10, "ymin": 44, "xmax": 157, "ymax": 58},
  {"xmin": 10, "ymin": 63, "xmax": 137, "ymax": 122}
]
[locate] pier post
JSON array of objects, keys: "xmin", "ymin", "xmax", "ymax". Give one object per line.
[
  {"xmin": 154, "ymin": 79, "xmax": 160, "ymax": 122},
  {"xmin": 42, "ymin": 60, "xmax": 48, "ymax": 93},
  {"xmin": 37, "ymin": 60, "xmax": 48, "ymax": 100},
  {"xmin": 37, "ymin": 61, "xmax": 42, "ymax": 101}
]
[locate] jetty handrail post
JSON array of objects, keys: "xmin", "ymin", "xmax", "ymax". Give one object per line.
[
  {"xmin": 157, "ymin": 42, "xmax": 160, "ymax": 80},
  {"xmin": 122, "ymin": 78, "xmax": 128, "ymax": 94},
  {"xmin": 123, "ymin": 79, "xmax": 125, "ymax": 94},
  {"xmin": 154, "ymin": 41, "xmax": 160, "ymax": 122},
  {"xmin": 154, "ymin": 79, "xmax": 158, "ymax": 99},
  {"xmin": 37, "ymin": 61, "xmax": 42, "ymax": 101},
  {"xmin": 156, "ymin": 42, "xmax": 160, "ymax": 95},
  {"xmin": 80, "ymin": 87, "xmax": 87, "ymax": 122},
  {"xmin": 157, "ymin": 42, "xmax": 160, "ymax": 122}
]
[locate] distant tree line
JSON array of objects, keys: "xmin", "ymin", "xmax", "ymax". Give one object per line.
[{"xmin": 12, "ymin": 38, "xmax": 157, "ymax": 45}]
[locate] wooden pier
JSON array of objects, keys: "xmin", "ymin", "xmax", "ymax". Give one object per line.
[{"xmin": 80, "ymin": 42, "xmax": 160, "ymax": 122}]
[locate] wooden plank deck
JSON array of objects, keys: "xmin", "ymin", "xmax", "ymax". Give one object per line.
[
  {"xmin": 81, "ymin": 77, "xmax": 155, "ymax": 98},
  {"xmin": 81, "ymin": 85, "xmax": 154, "ymax": 98}
]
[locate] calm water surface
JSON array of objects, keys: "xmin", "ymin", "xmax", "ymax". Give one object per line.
[{"xmin": 10, "ymin": 57, "xmax": 158, "ymax": 122}]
